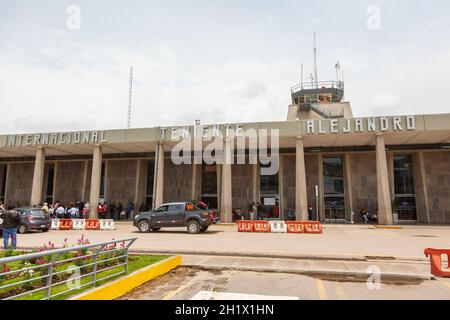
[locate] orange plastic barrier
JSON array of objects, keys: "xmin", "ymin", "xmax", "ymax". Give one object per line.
[
  {"xmin": 424, "ymin": 248, "xmax": 450, "ymax": 278},
  {"xmin": 85, "ymin": 219, "xmax": 100, "ymax": 230},
  {"xmin": 304, "ymin": 221, "xmax": 323, "ymax": 234},
  {"xmin": 59, "ymin": 219, "xmax": 73, "ymax": 231},
  {"xmin": 237, "ymin": 221, "xmax": 254, "ymax": 233},
  {"xmin": 286, "ymin": 222, "xmax": 305, "ymax": 234},
  {"xmin": 253, "ymin": 221, "xmax": 271, "ymax": 233}
]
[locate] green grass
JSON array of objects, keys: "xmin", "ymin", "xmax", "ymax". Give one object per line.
[{"xmin": 1, "ymin": 253, "xmax": 167, "ymax": 300}]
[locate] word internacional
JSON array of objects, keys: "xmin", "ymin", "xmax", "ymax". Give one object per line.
[{"xmin": 5, "ymin": 131, "xmax": 107, "ymax": 147}]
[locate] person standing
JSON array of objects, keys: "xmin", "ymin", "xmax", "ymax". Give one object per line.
[
  {"xmin": 68, "ymin": 203, "xmax": 79, "ymax": 219},
  {"xmin": 82, "ymin": 206, "xmax": 87, "ymax": 218},
  {"xmin": 308, "ymin": 205, "xmax": 314, "ymax": 221},
  {"xmin": 1, "ymin": 206, "xmax": 21, "ymax": 250},
  {"xmin": 125, "ymin": 202, "xmax": 134, "ymax": 220},
  {"xmin": 98, "ymin": 203, "xmax": 104, "ymax": 219},
  {"xmin": 104, "ymin": 202, "xmax": 110, "ymax": 219},
  {"xmin": 118, "ymin": 202, "xmax": 124, "ymax": 220},
  {"xmin": 77, "ymin": 201, "xmax": 84, "ymax": 219},
  {"xmin": 41, "ymin": 202, "xmax": 49, "ymax": 213},
  {"xmin": 56, "ymin": 204, "xmax": 65, "ymax": 219},
  {"xmin": 256, "ymin": 202, "xmax": 264, "ymax": 220}
]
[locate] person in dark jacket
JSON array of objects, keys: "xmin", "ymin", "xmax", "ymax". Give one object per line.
[
  {"xmin": 256, "ymin": 202, "xmax": 264, "ymax": 220},
  {"xmin": 125, "ymin": 202, "xmax": 134, "ymax": 220},
  {"xmin": 117, "ymin": 202, "xmax": 123, "ymax": 221},
  {"xmin": 0, "ymin": 205, "xmax": 22, "ymax": 250}
]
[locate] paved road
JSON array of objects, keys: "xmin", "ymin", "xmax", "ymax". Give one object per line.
[
  {"xmin": 118, "ymin": 266, "xmax": 450, "ymax": 300},
  {"xmin": 16, "ymin": 223, "xmax": 450, "ymax": 260}
]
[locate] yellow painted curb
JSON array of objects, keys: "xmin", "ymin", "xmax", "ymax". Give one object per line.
[
  {"xmin": 72, "ymin": 256, "xmax": 182, "ymax": 300},
  {"xmin": 373, "ymin": 225, "xmax": 403, "ymax": 230}
]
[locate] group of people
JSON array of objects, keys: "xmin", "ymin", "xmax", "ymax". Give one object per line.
[
  {"xmin": 36, "ymin": 200, "xmax": 136, "ymax": 220},
  {"xmin": 39, "ymin": 201, "xmax": 88, "ymax": 219},
  {"xmin": 97, "ymin": 201, "xmax": 135, "ymax": 220},
  {"xmin": 245, "ymin": 201, "xmax": 280, "ymax": 220}
]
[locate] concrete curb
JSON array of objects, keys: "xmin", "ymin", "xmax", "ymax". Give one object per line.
[
  {"xmin": 128, "ymin": 248, "xmax": 368, "ymax": 262},
  {"xmin": 70, "ymin": 256, "xmax": 182, "ymax": 300},
  {"xmin": 183, "ymin": 264, "xmax": 433, "ymax": 283},
  {"xmin": 17, "ymin": 245, "xmax": 430, "ymax": 263}
]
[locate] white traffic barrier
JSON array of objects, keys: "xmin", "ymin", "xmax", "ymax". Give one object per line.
[
  {"xmin": 100, "ymin": 219, "xmax": 116, "ymax": 230},
  {"xmin": 269, "ymin": 220, "xmax": 287, "ymax": 233},
  {"xmin": 72, "ymin": 219, "xmax": 86, "ymax": 230},
  {"xmin": 51, "ymin": 219, "xmax": 60, "ymax": 230}
]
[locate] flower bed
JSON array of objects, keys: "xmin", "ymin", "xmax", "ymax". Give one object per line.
[{"xmin": 0, "ymin": 235, "xmax": 167, "ymax": 300}]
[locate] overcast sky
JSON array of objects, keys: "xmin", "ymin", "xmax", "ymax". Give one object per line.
[{"xmin": 0, "ymin": 0, "xmax": 449, "ymax": 133}]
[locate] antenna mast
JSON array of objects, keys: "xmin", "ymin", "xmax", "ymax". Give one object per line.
[
  {"xmin": 300, "ymin": 55, "xmax": 304, "ymax": 88},
  {"xmin": 127, "ymin": 66, "xmax": 134, "ymax": 129},
  {"xmin": 313, "ymin": 31, "xmax": 319, "ymax": 89}
]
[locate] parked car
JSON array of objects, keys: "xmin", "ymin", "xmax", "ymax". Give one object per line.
[
  {"xmin": 0, "ymin": 208, "xmax": 51, "ymax": 235},
  {"xmin": 133, "ymin": 202, "xmax": 220, "ymax": 234}
]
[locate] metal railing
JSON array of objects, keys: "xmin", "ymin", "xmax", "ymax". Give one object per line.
[
  {"xmin": 0, "ymin": 237, "xmax": 137, "ymax": 300},
  {"xmin": 291, "ymin": 80, "xmax": 344, "ymax": 94}
]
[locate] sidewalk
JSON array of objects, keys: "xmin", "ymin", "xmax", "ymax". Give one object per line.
[
  {"xmin": 181, "ymin": 254, "xmax": 433, "ymax": 283},
  {"xmin": 15, "ymin": 223, "xmax": 450, "ymax": 261}
]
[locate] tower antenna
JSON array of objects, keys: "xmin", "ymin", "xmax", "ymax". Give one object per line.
[
  {"xmin": 300, "ymin": 55, "xmax": 304, "ymax": 88},
  {"xmin": 335, "ymin": 61, "xmax": 341, "ymax": 82},
  {"xmin": 313, "ymin": 31, "xmax": 319, "ymax": 89},
  {"xmin": 127, "ymin": 66, "xmax": 134, "ymax": 129}
]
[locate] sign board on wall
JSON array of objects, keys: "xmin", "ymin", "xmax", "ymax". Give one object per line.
[{"xmin": 263, "ymin": 198, "xmax": 276, "ymax": 206}]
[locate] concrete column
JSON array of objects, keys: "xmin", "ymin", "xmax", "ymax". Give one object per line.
[
  {"xmin": 4, "ymin": 163, "xmax": 11, "ymax": 205},
  {"xmin": 220, "ymin": 139, "xmax": 233, "ymax": 223},
  {"xmin": 318, "ymin": 154, "xmax": 325, "ymax": 221},
  {"xmin": 278, "ymin": 155, "xmax": 285, "ymax": 219},
  {"xmin": 413, "ymin": 152, "xmax": 430, "ymax": 224},
  {"xmin": 376, "ymin": 134, "xmax": 393, "ymax": 225},
  {"xmin": 191, "ymin": 163, "xmax": 199, "ymax": 200},
  {"xmin": 153, "ymin": 142, "xmax": 165, "ymax": 208},
  {"xmin": 134, "ymin": 159, "xmax": 142, "ymax": 209},
  {"xmin": 51, "ymin": 161, "xmax": 57, "ymax": 202},
  {"xmin": 103, "ymin": 160, "xmax": 109, "ymax": 203},
  {"xmin": 216, "ymin": 164, "xmax": 222, "ymax": 211},
  {"xmin": 81, "ymin": 160, "xmax": 88, "ymax": 202},
  {"xmin": 89, "ymin": 145, "xmax": 102, "ymax": 218},
  {"xmin": 386, "ymin": 151, "xmax": 395, "ymax": 200},
  {"xmin": 295, "ymin": 137, "xmax": 308, "ymax": 221},
  {"xmin": 252, "ymin": 163, "xmax": 259, "ymax": 203},
  {"xmin": 30, "ymin": 147, "xmax": 46, "ymax": 206},
  {"xmin": 344, "ymin": 153, "xmax": 354, "ymax": 221}
]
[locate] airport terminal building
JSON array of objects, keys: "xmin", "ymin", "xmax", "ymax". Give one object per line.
[{"xmin": 0, "ymin": 81, "xmax": 449, "ymax": 225}]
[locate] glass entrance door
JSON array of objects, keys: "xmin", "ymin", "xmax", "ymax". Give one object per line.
[
  {"xmin": 394, "ymin": 155, "xmax": 417, "ymax": 222},
  {"xmin": 323, "ymin": 157, "xmax": 346, "ymax": 222},
  {"xmin": 201, "ymin": 164, "xmax": 218, "ymax": 209}
]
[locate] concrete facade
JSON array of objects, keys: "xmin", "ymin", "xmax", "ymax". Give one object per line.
[
  {"xmin": 105, "ymin": 159, "xmax": 138, "ymax": 205},
  {"xmin": 423, "ymin": 151, "xmax": 450, "ymax": 224},
  {"xmin": 0, "ymin": 112, "xmax": 449, "ymax": 225},
  {"xmin": 54, "ymin": 161, "xmax": 86, "ymax": 205},
  {"xmin": 163, "ymin": 159, "xmax": 193, "ymax": 203}
]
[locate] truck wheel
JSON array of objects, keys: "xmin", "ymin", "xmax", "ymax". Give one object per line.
[
  {"xmin": 138, "ymin": 220, "xmax": 151, "ymax": 233},
  {"xmin": 151, "ymin": 227, "xmax": 161, "ymax": 232},
  {"xmin": 200, "ymin": 226, "xmax": 209, "ymax": 233},
  {"xmin": 187, "ymin": 221, "xmax": 200, "ymax": 234}
]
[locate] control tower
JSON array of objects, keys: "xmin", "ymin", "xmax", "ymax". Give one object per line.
[
  {"xmin": 287, "ymin": 80, "xmax": 353, "ymax": 121},
  {"xmin": 287, "ymin": 33, "xmax": 354, "ymax": 121}
]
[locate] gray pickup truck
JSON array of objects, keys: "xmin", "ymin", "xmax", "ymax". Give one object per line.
[{"xmin": 133, "ymin": 202, "xmax": 220, "ymax": 234}]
